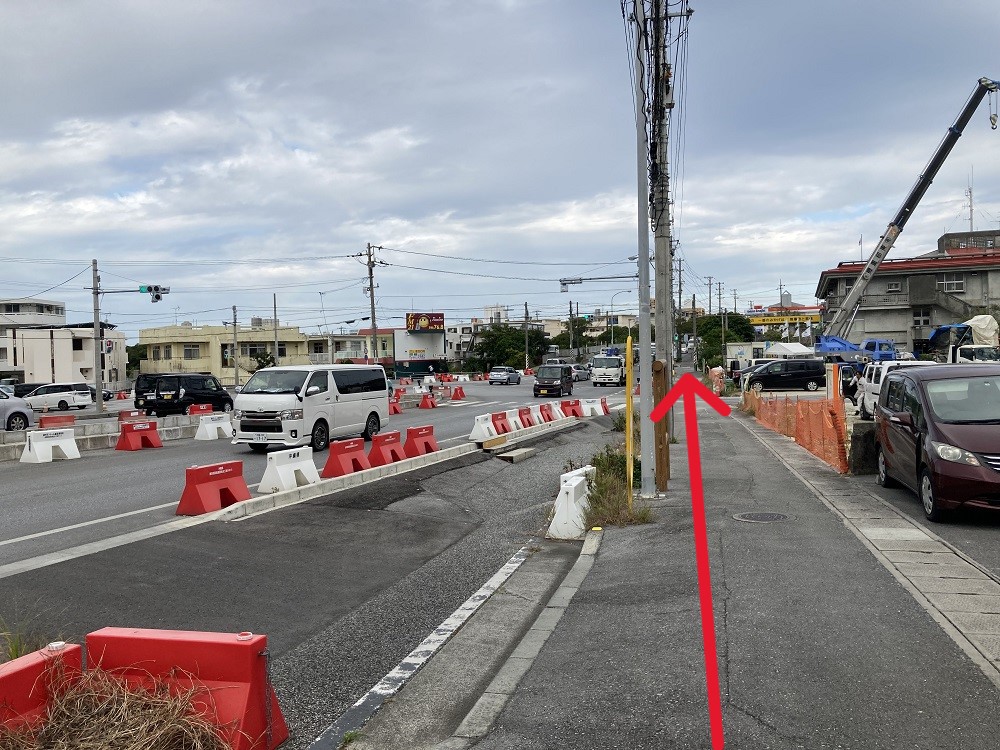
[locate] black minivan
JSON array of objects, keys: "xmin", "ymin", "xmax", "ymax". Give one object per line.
[
  {"xmin": 745, "ymin": 359, "xmax": 826, "ymax": 393},
  {"xmin": 533, "ymin": 364, "xmax": 574, "ymax": 398},
  {"xmin": 143, "ymin": 374, "xmax": 233, "ymax": 416}
]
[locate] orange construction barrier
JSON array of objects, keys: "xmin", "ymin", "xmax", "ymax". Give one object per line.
[
  {"xmin": 518, "ymin": 407, "xmax": 536, "ymax": 427},
  {"xmin": 403, "ymin": 425, "xmax": 439, "ymax": 457},
  {"xmin": 86, "ymin": 628, "xmax": 288, "ymax": 750},
  {"xmin": 389, "ymin": 400, "xmax": 402, "ymax": 415},
  {"xmin": 368, "ymin": 431, "xmax": 407, "ymax": 467},
  {"xmin": 176, "ymin": 461, "xmax": 251, "ymax": 515},
  {"xmin": 118, "ymin": 409, "xmax": 145, "ymax": 422},
  {"xmin": 0, "ymin": 643, "xmax": 83, "ymax": 730},
  {"xmin": 115, "ymin": 420, "xmax": 163, "ymax": 451},
  {"xmin": 451, "ymin": 386, "xmax": 466, "ymax": 400},
  {"xmin": 320, "ymin": 437, "xmax": 372, "ymax": 478},
  {"xmin": 599, "ymin": 397, "xmax": 611, "ymax": 415},
  {"xmin": 634, "ymin": 383, "xmax": 641, "ymax": 395},
  {"xmin": 188, "ymin": 403, "xmax": 213, "ymax": 415},
  {"xmin": 37, "ymin": 414, "xmax": 75, "ymax": 428},
  {"xmin": 419, "ymin": 393, "xmax": 437, "ymax": 409},
  {"xmin": 560, "ymin": 399, "xmax": 584, "ymax": 417},
  {"xmin": 525, "ymin": 368, "xmax": 534, "ymax": 375},
  {"xmin": 491, "ymin": 411, "xmax": 513, "ymax": 434},
  {"xmin": 116, "ymin": 391, "xmax": 128, "ymax": 400},
  {"xmin": 539, "ymin": 403, "xmax": 558, "ymax": 422}
]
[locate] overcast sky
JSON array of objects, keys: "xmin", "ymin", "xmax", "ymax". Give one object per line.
[{"xmin": 3, "ymin": 1, "xmax": 1000, "ymax": 341}]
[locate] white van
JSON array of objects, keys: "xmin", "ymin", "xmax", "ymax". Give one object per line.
[
  {"xmin": 591, "ymin": 355, "xmax": 626, "ymax": 387},
  {"xmin": 232, "ymin": 365, "xmax": 389, "ymax": 453},
  {"xmin": 858, "ymin": 360, "xmax": 937, "ymax": 419},
  {"xmin": 23, "ymin": 382, "xmax": 93, "ymax": 411}
]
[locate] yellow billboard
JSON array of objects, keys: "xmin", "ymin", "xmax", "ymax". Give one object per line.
[{"xmin": 749, "ymin": 313, "xmax": 821, "ymax": 325}]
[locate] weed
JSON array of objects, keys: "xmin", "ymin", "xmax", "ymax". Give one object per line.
[
  {"xmin": 0, "ymin": 611, "xmax": 58, "ymax": 665},
  {"xmin": 584, "ymin": 444, "xmax": 653, "ymax": 527},
  {"xmin": 341, "ymin": 729, "xmax": 364, "ymax": 746}
]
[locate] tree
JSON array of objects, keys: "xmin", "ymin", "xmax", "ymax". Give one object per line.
[
  {"xmin": 471, "ymin": 324, "xmax": 548, "ymax": 369},
  {"xmin": 693, "ymin": 313, "xmax": 755, "ymax": 369},
  {"xmin": 251, "ymin": 351, "xmax": 275, "ymax": 372},
  {"xmin": 126, "ymin": 344, "xmax": 145, "ymax": 376}
]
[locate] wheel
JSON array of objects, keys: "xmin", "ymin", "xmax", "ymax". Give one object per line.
[
  {"xmin": 6, "ymin": 413, "xmax": 28, "ymax": 431},
  {"xmin": 920, "ymin": 468, "xmax": 948, "ymax": 522},
  {"xmin": 184, "ymin": 405, "xmax": 193, "ymax": 415},
  {"xmin": 58, "ymin": 400, "xmax": 69, "ymax": 411},
  {"xmin": 76, "ymin": 405, "xmax": 86, "ymax": 410},
  {"xmin": 876, "ymin": 447, "xmax": 898, "ymax": 488},
  {"xmin": 362, "ymin": 412, "xmax": 380, "ymax": 440},
  {"xmin": 805, "ymin": 380, "xmax": 819, "ymax": 391},
  {"xmin": 311, "ymin": 420, "xmax": 330, "ymax": 451},
  {"xmin": 223, "ymin": 402, "xmax": 233, "ymax": 413},
  {"xmin": 249, "ymin": 443, "xmax": 268, "ymax": 453},
  {"xmin": 146, "ymin": 409, "xmax": 157, "ymax": 417},
  {"xmin": 489, "ymin": 382, "xmax": 495, "ymax": 386},
  {"xmin": 751, "ymin": 381, "xmax": 763, "ymax": 394},
  {"xmin": 516, "ymin": 377, "xmax": 521, "ymax": 384}
]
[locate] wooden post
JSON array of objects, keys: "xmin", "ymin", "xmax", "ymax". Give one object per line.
[{"xmin": 652, "ymin": 359, "xmax": 669, "ymax": 489}]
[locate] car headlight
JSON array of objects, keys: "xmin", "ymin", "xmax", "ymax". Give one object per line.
[
  {"xmin": 931, "ymin": 441, "xmax": 981, "ymax": 466},
  {"xmin": 233, "ymin": 409, "xmax": 243, "ymax": 419},
  {"xmin": 279, "ymin": 409, "xmax": 304, "ymax": 420}
]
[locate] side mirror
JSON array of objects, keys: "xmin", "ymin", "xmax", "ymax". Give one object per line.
[
  {"xmin": 234, "ymin": 386, "xmax": 242, "ymax": 393},
  {"xmin": 306, "ymin": 385, "xmax": 321, "ymax": 396},
  {"xmin": 889, "ymin": 412, "xmax": 914, "ymax": 428}
]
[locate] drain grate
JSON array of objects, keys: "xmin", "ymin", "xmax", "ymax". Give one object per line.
[{"xmin": 733, "ymin": 512, "xmax": 790, "ymax": 523}]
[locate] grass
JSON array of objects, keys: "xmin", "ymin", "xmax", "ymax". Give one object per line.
[
  {"xmin": 584, "ymin": 444, "xmax": 653, "ymax": 528},
  {"xmin": 340, "ymin": 729, "xmax": 364, "ymax": 746},
  {"xmin": 0, "ymin": 661, "xmax": 232, "ymax": 750},
  {"xmin": 0, "ymin": 612, "xmax": 59, "ymax": 665}
]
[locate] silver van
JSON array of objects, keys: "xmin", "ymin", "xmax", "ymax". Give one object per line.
[{"xmin": 232, "ymin": 365, "xmax": 389, "ymax": 452}]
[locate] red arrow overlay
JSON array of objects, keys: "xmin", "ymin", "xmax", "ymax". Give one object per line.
[{"xmin": 650, "ymin": 372, "xmax": 730, "ymax": 750}]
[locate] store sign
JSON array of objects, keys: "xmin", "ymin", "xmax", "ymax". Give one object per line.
[
  {"xmin": 406, "ymin": 312, "xmax": 445, "ymax": 331},
  {"xmin": 407, "ymin": 349, "xmax": 427, "ymax": 359},
  {"xmin": 749, "ymin": 313, "xmax": 821, "ymax": 325}
]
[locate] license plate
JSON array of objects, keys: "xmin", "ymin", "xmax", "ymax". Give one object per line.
[
  {"xmin": 253, "ymin": 433, "xmax": 268, "ymax": 443},
  {"xmin": 539, "ymin": 389, "xmax": 549, "ymax": 394},
  {"xmin": 163, "ymin": 394, "xmax": 172, "ymax": 400}
]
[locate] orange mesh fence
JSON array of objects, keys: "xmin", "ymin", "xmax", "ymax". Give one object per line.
[{"xmin": 744, "ymin": 393, "xmax": 848, "ymax": 474}]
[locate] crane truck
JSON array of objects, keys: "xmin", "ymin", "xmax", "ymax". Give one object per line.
[
  {"xmin": 928, "ymin": 315, "xmax": 1000, "ymax": 363},
  {"xmin": 815, "ymin": 76, "xmax": 1000, "ymax": 363}
]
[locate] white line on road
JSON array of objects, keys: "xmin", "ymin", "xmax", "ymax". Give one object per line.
[{"xmin": 0, "ymin": 502, "xmax": 178, "ymax": 549}]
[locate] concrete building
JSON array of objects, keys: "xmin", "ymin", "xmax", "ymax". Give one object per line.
[
  {"xmin": 0, "ymin": 298, "xmax": 127, "ymax": 388},
  {"xmin": 815, "ymin": 230, "xmax": 1000, "ymax": 353}
]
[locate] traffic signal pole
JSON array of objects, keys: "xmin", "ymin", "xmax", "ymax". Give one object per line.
[{"xmin": 92, "ymin": 259, "xmax": 105, "ymax": 414}]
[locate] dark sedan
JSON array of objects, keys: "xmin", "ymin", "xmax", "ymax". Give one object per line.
[{"xmin": 875, "ymin": 364, "xmax": 1000, "ymax": 521}]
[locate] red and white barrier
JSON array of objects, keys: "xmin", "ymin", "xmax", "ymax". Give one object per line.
[
  {"xmin": 419, "ymin": 393, "xmax": 437, "ymax": 409},
  {"xmin": 469, "ymin": 414, "xmax": 500, "ymax": 442},
  {"xmin": 37, "ymin": 414, "xmax": 75, "ymax": 428},
  {"xmin": 451, "ymin": 386, "xmax": 466, "ymax": 400},
  {"xmin": 86, "ymin": 628, "xmax": 288, "ymax": 750},
  {"xmin": 0, "ymin": 642, "xmax": 83, "ymax": 730},
  {"xmin": 116, "ymin": 420, "xmax": 163, "ymax": 451},
  {"xmin": 517, "ymin": 406, "xmax": 536, "ymax": 428},
  {"xmin": 176, "ymin": 461, "xmax": 252, "ymax": 515},
  {"xmin": 389, "ymin": 400, "xmax": 402, "ymax": 415},
  {"xmin": 118, "ymin": 409, "xmax": 145, "ymax": 422},
  {"xmin": 403, "ymin": 425, "xmax": 439, "ymax": 457},
  {"xmin": 548, "ymin": 471, "xmax": 591, "ymax": 540},
  {"xmin": 505, "ymin": 409, "xmax": 526, "ymax": 431},
  {"xmin": 187, "ymin": 403, "xmax": 213, "ymax": 415},
  {"xmin": 560, "ymin": 399, "xmax": 584, "ymax": 418},
  {"xmin": 368, "ymin": 431, "xmax": 407, "ymax": 467},
  {"xmin": 257, "ymin": 447, "xmax": 321, "ymax": 493},
  {"xmin": 580, "ymin": 398, "xmax": 611, "ymax": 417},
  {"xmin": 20, "ymin": 428, "xmax": 80, "ymax": 463},
  {"xmin": 320, "ymin": 438, "xmax": 372, "ymax": 478},
  {"xmin": 491, "ymin": 411, "xmax": 514, "ymax": 435},
  {"xmin": 194, "ymin": 413, "xmax": 233, "ymax": 440}
]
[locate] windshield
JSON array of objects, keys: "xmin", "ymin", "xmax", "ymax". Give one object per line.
[
  {"xmin": 593, "ymin": 358, "xmax": 622, "ymax": 368},
  {"xmin": 964, "ymin": 346, "xmax": 1000, "ymax": 362},
  {"xmin": 925, "ymin": 376, "xmax": 1000, "ymax": 422},
  {"xmin": 241, "ymin": 369, "xmax": 309, "ymax": 394},
  {"xmin": 536, "ymin": 366, "xmax": 562, "ymax": 378}
]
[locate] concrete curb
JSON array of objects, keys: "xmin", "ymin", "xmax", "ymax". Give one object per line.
[{"xmin": 445, "ymin": 527, "xmax": 604, "ymax": 745}]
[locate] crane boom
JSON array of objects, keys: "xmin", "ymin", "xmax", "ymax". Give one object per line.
[{"xmin": 824, "ymin": 76, "xmax": 999, "ymax": 340}]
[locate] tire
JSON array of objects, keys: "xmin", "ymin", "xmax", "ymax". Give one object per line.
[
  {"xmin": 876, "ymin": 447, "xmax": 898, "ymax": 488},
  {"xmin": 920, "ymin": 468, "xmax": 948, "ymax": 522},
  {"xmin": 750, "ymin": 381, "xmax": 763, "ymax": 394},
  {"xmin": 223, "ymin": 402, "xmax": 233, "ymax": 412},
  {"xmin": 76, "ymin": 405, "xmax": 86, "ymax": 410},
  {"xmin": 184, "ymin": 405, "xmax": 193, "ymax": 416},
  {"xmin": 249, "ymin": 443, "xmax": 268, "ymax": 453},
  {"xmin": 311, "ymin": 420, "xmax": 330, "ymax": 452},
  {"xmin": 805, "ymin": 380, "xmax": 819, "ymax": 391},
  {"xmin": 58, "ymin": 400, "xmax": 69, "ymax": 411},
  {"xmin": 362, "ymin": 412, "xmax": 380, "ymax": 440},
  {"xmin": 6, "ymin": 413, "xmax": 28, "ymax": 431}
]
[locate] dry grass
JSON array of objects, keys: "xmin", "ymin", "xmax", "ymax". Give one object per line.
[
  {"xmin": 0, "ymin": 660, "xmax": 233, "ymax": 750},
  {"xmin": 584, "ymin": 444, "xmax": 653, "ymax": 528}
]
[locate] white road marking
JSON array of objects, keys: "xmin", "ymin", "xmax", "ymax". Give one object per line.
[{"xmin": 0, "ymin": 502, "xmax": 177, "ymax": 549}]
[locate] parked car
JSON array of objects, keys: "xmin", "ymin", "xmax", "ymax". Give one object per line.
[
  {"xmin": 570, "ymin": 364, "xmax": 590, "ymax": 381},
  {"xmin": 12, "ymin": 382, "xmax": 46, "ymax": 398},
  {"xmin": 489, "ymin": 366, "xmax": 521, "ymax": 385},
  {"xmin": 0, "ymin": 390, "xmax": 34, "ymax": 431},
  {"xmin": 133, "ymin": 371, "xmax": 212, "ymax": 411},
  {"xmin": 875, "ymin": 364, "xmax": 1000, "ymax": 521},
  {"xmin": 143, "ymin": 374, "xmax": 233, "ymax": 416},
  {"xmin": 88, "ymin": 386, "xmax": 113, "ymax": 402},
  {"xmin": 0, "ymin": 385, "xmax": 13, "ymax": 398},
  {"xmin": 533, "ymin": 364, "xmax": 574, "ymax": 397},
  {"xmin": 23, "ymin": 382, "xmax": 93, "ymax": 411},
  {"xmin": 858, "ymin": 360, "xmax": 937, "ymax": 420},
  {"xmin": 744, "ymin": 359, "xmax": 826, "ymax": 393}
]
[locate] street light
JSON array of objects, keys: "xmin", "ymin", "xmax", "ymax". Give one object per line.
[{"xmin": 610, "ymin": 289, "xmax": 634, "ymax": 349}]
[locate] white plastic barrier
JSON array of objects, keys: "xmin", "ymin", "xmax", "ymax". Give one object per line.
[
  {"xmin": 456, "ymin": 374, "xmax": 470, "ymax": 382},
  {"xmin": 548, "ymin": 401, "xmax": 570, "ymax": 420},
  {"xmin": 547, "ymin": 474, "xmax": 590, "ymax": 540},
  {"xmin": 580, "ymin": 398, "xmax": 609, "ymax": 417},
  {"xmin": 20, "ymin": 428, "xmax": 80, "ymax": 463},
  {"xmin": 257, "ymin": 447, "xmax": 321, "ymax": 494},
  {"xmin": 505, "ymin": 409, "xmax": 526, "ymax": 431},
  {"xmin": 529, "ymin": 404, "xmax": 544, "ymax": 426},
  {"xmin": 194, "ymin": 413, "xmax": 234, "ymax": 440},
  {"xmin": 469, "ymin": 414, "xmax": 500, "ymax": 442},
  {"xmin": 561, "ymin": 465, "xmax": 596, "ymax": 488},
  {"xmin": 424, "ymin": 376, "xmax": 438, "ymax": 386}
]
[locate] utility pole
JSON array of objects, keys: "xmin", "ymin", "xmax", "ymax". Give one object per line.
[
  {"xmin": 706, "ymin": 276, "xmax": 714, "ymax": 315},
  {"xmin": 718, "ymin": 281, "xmax": 726, "ymax": 367},
  {"xmin": 366, "ymin": 243, "xmax": 379, "ymax": 365},
  {"xmin": 273, "ymin": 294, "xmax": 279, "ymax": 366},
  {"xmin": 568, "ymin": 301, "xmax": 574, "ymax": 353},
  {"xmin": 232, "ymin": 306, "xmax": 239, "ymax": 388},
  {"xmin": 524, "ymin": 302, "xmax": 530, "ymax": 369},
  {"xmin": 575, "ymin": 301, "xmax": 581, "ymax": 359},
  {"xmin": 91, "ymin": 259, "xmax": 105, "ymax": 415},
  {"xmin": 733, "ymin": 289, "xmax": 738, "ymax": 314},
  {"xmin": 675, "ymin": 255, "xmax": 683, "ymax": 362},
  {"xmin": 691, "ymin": 293, "xmax": 698, "ymax": 370}
]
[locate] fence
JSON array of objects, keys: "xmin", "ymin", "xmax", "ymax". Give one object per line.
[{"xmin": 742, "ymin": 391, "xmax": 848, "ymax": 473}]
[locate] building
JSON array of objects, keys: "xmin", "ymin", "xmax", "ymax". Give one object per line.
[
  {"xmin": 0, "ymin": 298, "xmax": 127, "ymax": 387},
  {"xmin": 815, "ymin": 229, "xmax": 1000, "ymax": 353}
]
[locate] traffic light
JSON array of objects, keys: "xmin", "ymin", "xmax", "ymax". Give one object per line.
[{"xmin": 139, "ymin": 284, "xmax": 169, "ymax": 302}]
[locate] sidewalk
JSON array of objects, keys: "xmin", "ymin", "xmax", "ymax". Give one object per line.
[{"xmin": 342, "ymin": 397, "xmax": 1000, "ymax": 748}]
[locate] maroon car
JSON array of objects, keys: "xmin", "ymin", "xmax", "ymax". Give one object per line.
[{"xmin": 875, "ymin": 364, "xmax": 1000, "ymax": 521}]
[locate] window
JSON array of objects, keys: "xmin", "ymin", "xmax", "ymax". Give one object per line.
[
  {"xmin": 152, "ymin": 345, "xmax": 160, "ymax": 361},
  {"xmin": 0, "ymin": 347, "xmax": 6, "ymax": 361},
  {"xmin": 887, "ymin": 281, "xmax": 902, "ymax": 293},
  {"xmin": 306, "ymin": 371, "xmax": 328, "ymax": 394},
  {"xmin": 936, "ymin": 273, "xmax": 965, "ymax": 293},
  {"xmin": 913, "ymin": 308, "xmax": 931, "ymax": 327},
  {"xmin": 183, "ymin": 344, "xmax": 200, "ymax": 360},
  {"xmin": 885, "ymin": 378, "xmax": 904, "ymax": 412},
  {"xmin": 163, "ymin": 345, "xmax": 172, "ymax": 360},
  {"xmin": 72, "ymin": 339, "xmax": 83, "ymax": 351},
  {"xmin": 241, "ymin": 342, "xmax": 270, "ymax": 357}
]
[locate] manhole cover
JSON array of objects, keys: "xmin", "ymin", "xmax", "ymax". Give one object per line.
[{"xmin": 733, "ymin": 512, "xmax": 791, "ymax": 523}]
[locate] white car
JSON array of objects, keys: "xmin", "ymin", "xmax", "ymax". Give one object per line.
[
  {"xmin": 858, "ymin": 360, "xmax": 937, "ymax": 419},
  {"xmin": 570, "ymin": 364, "xmax": 590, "ymax": 381},
  {"xmin": 23, "ymin": 382, "xmax": 93, "ymax": 411}
]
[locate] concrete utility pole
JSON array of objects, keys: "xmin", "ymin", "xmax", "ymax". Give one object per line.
[
  {"xmin": 691, "ymin": 293, "xmax": 698, "ymax": 370},
  {"xmin": 706, "ymin": 276, "xmax": 713, "ymax": 315},
  {"xmin": 91, "ymin": 259, "xmax": 105, "ymax": 415},
  {"xmin": 675, "ymin": 256, "xmax": 683, "ymax": 362},
  {"xmin": 568, "ymin": 301, "xmax": 574, "ymax": 353},
  {"xmin": 631, "ymin": 0, "xmax": 655, "ymax": 496},
  {"xmin": 273, "ymin": 294, "xmax": 279, "ymax": 366},
  {"xmin": 366, "ymin": 243, "xmax": 379, "ymax": 364},
  {"xmin": 232, "ymin": 306, "xmax": 239, "ymax": 388},
  {"xmin": 524, "ymin": 302, "xmax": 530, "ymax": 369}
]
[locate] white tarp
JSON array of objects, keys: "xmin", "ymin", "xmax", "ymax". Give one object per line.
[
  {"xmin": 763, "ymin": 341, "xmax": 814, "ymax": 357},
  {"xmin": 963, "ymin": 315, "xmax": 1000, "ymax": 346}
]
